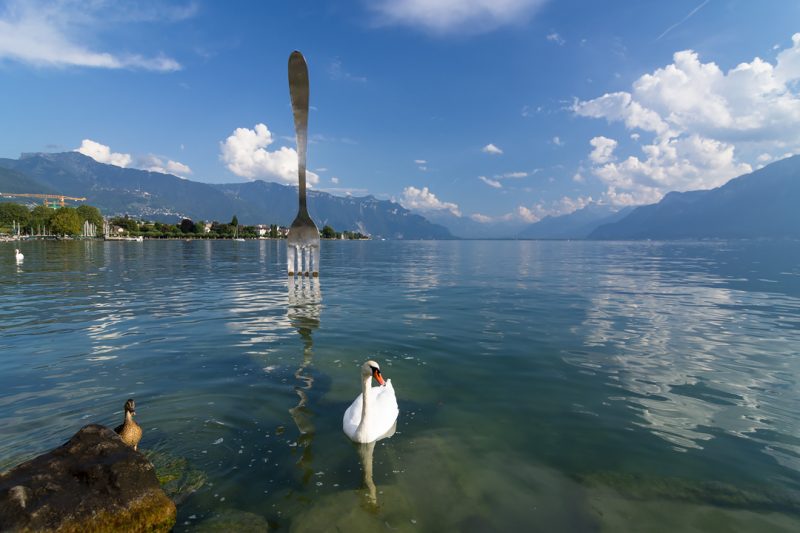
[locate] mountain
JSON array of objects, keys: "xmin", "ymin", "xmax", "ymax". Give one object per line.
[
  {"xmin": 517, "ymin": 204, "xmax": 634, "ymax": 239},
  {"xmin": 590, "ymin": 155, "xmax": 800, "ymax": 239},
  {"xmin": 0, "ymin": 166, "xmax": 56, "ymax": 195},
  {"xmin": 424, "ymin": 211, "xmax": 528, "ymax": 239},
  {"xmin": 0, "ymin": 152, "xmax": 453, "ymax": 239}
]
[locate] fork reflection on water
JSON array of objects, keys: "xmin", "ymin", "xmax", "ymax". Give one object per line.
[{"xmin": 2, "ymin": 239, "xmax": 800, "ymax": 531}]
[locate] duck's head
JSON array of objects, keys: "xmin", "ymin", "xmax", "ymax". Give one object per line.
[
  {"xmin": 124, "ymin": 398, "xmax": 136, "ymax": 416},
  {"xmin": 362, "ymin": 360, "xmax": 385, "ymax": 386}
]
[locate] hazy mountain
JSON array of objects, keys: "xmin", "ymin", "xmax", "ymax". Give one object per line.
[
  {"xmin": 517, "ymin": 204, "xmax": 634, "ymax": 239},
  {"xmin": 590, "ymin": 155, "xmax": 800, "ymax": 239},
  {"xmin": 0, "ymin": 152, "xmax": 453, "ymax": 239},
  {"xmin": 423, "ymin": 211, "xmax": 528, "ymax": 239},
  {"xmin": 0, "ymin": 166, "xmax": 56, "ymax": 195}
]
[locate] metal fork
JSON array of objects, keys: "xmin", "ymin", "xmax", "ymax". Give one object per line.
[{"xmin": 287, "ymin": 50, "xmax": 320, "ymax": 277}]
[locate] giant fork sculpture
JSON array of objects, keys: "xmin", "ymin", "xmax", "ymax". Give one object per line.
[{"xmin": 286, "ymin": 51, "xmax": 320, "ymax": 277}]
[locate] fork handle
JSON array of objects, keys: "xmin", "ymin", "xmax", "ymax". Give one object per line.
[{"xmin": 289, "ymin": 51, "xmax": 309, "ymax": 212}]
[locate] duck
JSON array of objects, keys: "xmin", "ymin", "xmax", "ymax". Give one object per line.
[
  {"xmin": 114, "ymin": 398, "xmax": 143, "ymax": 450},
  {"xmin": 343, "ymin": 360, "xmax": 398, "ymax": 443},
  {"xmin": 14, "ymin": 249, "xmax": 23, "ymax": 263}
]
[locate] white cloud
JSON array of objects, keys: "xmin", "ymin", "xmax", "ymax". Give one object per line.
[
  {"xmin": 414, "ymin": 159, "xmax": 427, "ymax": 164},
  {"xmin": 501, "ymin": 171, "xmax": 528, "ymax": 178},
  {"xmin": 75, "ymin": 139, "xmax": 132, "ymax": 168},
  {"xmin": 572, "ymin": 172, "xmax": 585, "ymax": 183},
  {"xmin": 517, "ymin": 196, "xmax": 595, "ymax": 223},
  {"xmin": 138, "ymin": 154, "xmax": 192, "ymax": 177},
  {"xmin": 593, "ymin": 135, "xmax": 751, "ymax": 205},
  {"xmin": 589, "ymin": 136, "xmax": 618, "ymax": 164},
  {"xmin": 0, "ymin": 1, "xmax": 182, "ymax": 71},
  {"xmin": 546, "ymin": 32, "xmax": 565, "ymax": 45},
  {"xmin": 482, "ymin": 143, "xmax": 503, "ymax": 155},
  {"xmin": 220, "ymin": 123, "xmax": 319, "ymax": 185},
  {"xmin": 478, "ymin": 175, "xmax": 502, "ymax": 188},
  {"xmin": 400, "ymin": 186, "xmax": 461, "ymax": 216},
  {"xmin": 552, "ymin": 136, "xmax": 564, "ymax": 146},
  {"xmin": 331, "ymin": 177, "xmax": 340, "ymax": 184},
  {"xmin": 368, "ymin": 0, "xmax": 548, "ymax": 35},
  {"xmin": 328, "ymin": 57, "xmax": 367, "ymax": 82},
  {"xmin": 470, "ymin": 213, "xmax": 493, "ymax": 223},
  {"xmin": 75, "ymin": 139, "xmax": 192, "ymax": 176},
  {"xmin": 574, "ymin": 34, "xmax": 800, "ymax": 205}
]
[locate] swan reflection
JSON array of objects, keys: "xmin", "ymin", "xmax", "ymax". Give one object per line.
[
  {"xmin": 356, "ymin": 422, "xmax": 396, "ymax": 507},
  {"xmin": 287, "ymin": 276, "xmax": 321, "ymax": 484}
]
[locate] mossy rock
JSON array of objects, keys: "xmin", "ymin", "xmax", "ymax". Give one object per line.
[
  {"xmin": 194, "ymin": 509, "xmax": 269, "ymax": 532},
  {"xmin": 143, "ymin": 447, "xmax": 207, "ymax": 504},
  {"xmin": 579, "ymin": 471, "xmax": 800, "ymax": 515}
]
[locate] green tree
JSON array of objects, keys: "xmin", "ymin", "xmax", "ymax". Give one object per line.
[
  {"xmin": 110, "ymin": 216, "xmax": 138, "ymax": 232},
  {"xmin": 321, "ymin": 225, "xmax": 336, "ymax": 239},
  {"xmin": 0, "ymin": 202, "xmax": 31, "ymax": 227},
  {"xmin": 269, "ymin": 224, "xmax": 278, "ymax": 238},
  {"xmin": 29, "ymin": 205, "xmax": 54, "ymax": 234},
  {"xmin": 230, "ymin": 215, "xmax": 239, "ymax": 227},
  {"xmin": 50, "ymin": 207, "xmax": 82, "ymax": 236},
  {"xmin": 179, "ymin": 218, "xmax": 196, "ymax": 233},
  {"xmin": 76, "ymin": 205, "xmax": 103, "ymax": 229}
]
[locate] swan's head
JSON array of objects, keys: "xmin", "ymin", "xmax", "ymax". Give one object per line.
[
  {"xmin": 124, "ymin": 398, "xmax": 136, "ymax": 416},
  {"xmin": 362, "ymin": 360, "xmax": 385, "ymax": 386}
]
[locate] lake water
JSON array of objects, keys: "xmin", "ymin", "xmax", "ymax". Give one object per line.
[{"xmin": 2, "ymin": 239, "xmax": 800, "ymax": 531}]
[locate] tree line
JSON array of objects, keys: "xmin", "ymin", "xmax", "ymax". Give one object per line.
[
  {"xmin": 1, "ymin": 202, "xmax": 369, "ymax": 240},
  {"xmin": 0, "ymin": 202, "xmax": 102, "ymax": 236}
]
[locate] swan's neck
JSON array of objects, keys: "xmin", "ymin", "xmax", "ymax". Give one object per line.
[{"xmin": 356, "ymin": 374, "xmax": 372, "ymax": 438}]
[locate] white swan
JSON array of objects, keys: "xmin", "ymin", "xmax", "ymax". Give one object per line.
[
  {"xmin": 343, "ymin": 360, "xmax": 398, "ymax": 443},
  {"xmin": 14, "ymin": 248, "xmax": 24, "ymax": 263}
]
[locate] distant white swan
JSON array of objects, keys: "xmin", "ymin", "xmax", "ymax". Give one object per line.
[
  {"xmin": 14, "ymin": 248, "xmax": 24, "ymax": 263},
  {"xmin": 343, "ymin": 360, "xmax": 398, "ymax": 443}
]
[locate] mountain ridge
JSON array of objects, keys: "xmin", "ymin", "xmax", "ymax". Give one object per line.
[{"xmin": 0, "ymin": 152, "xmax": 453, "ymax": 239}]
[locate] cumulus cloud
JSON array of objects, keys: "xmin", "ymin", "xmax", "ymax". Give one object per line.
[
  {"xmin": 75, "ymin": 139, "xmax": 192, "ymax": 176},
  {"xmin": 517, "ymin": 196, "xmax": 595, "ymax": 223},
  {"xmin": 400, "ymin": 186, "xmax": 461, "ymax": 216},
  {"xmin": 593, "ymin": 135, "xmax": 751, "ymax": 205},
  {"xmin": 478, "ymin": 176, "xmax": 502, "ymax": 188},
  {"xmin": 138, "ymin": 154, "xmax": 192, "ymax": 177},
  {"xmin": 220, "ymin": 123, "xmax": 319, "ymax": 185},
  {"xmin": 75, "ymin": 139, "xmax": 132, "ymax": 167},
  {"xmin": 482, "ymin": 143, "xmax": 503, "ymax": 155},
  {"xmin": 331, "ymin": 176, "xmax": 340, "ymax": 184},
  {"xmin": 589, "ymin": 136, "xmax": 618, "ymax": 164},
  {"xmin": 367, "ymin": 0, "xmax": 548, "ymax": 35},
  {"xmin": 470, "ymin": 213, "xmax": 493, "ymax": 223},
  {"xmin": 574, "ymin": 34, "xmax": 800, "ymax": 204},
  {"xmin": 0, "ymin": 0, "xmax": 182, "ymax": 71}
]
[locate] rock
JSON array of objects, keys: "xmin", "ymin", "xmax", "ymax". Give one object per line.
[
  {"xmin": 142, "ymin": 447, "xmax": 207, "ymax": 504},
  {"xmin": 194, "ymin": 509, "xmax": 270, "ymax": 532},
  {"xmin": 0, "ymin": 424, "xmax": 176, "ymax": 532}
]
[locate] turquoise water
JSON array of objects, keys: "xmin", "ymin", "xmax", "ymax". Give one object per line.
[{"xmin": 2, "ymin": 239, "xmax": 800, "ymax": 531}]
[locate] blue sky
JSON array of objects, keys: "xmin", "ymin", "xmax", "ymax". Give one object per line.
[{"xmin": 2, "ymin": 0, "xmax": 800, "ymax": 225}]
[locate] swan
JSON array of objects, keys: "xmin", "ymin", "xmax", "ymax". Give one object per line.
[
  {"xmin": 15, "ymin": 249, "xmax": 24, "ymax": 263},
  {"xmin": 343, "ymin": 360, "xmax": 398, "ymax": 443}
]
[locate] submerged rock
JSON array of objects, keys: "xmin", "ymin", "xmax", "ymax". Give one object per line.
[
  {"xmin": 194, "ymin": 509, "xmax": 270, "ymax": 532},
  {"xmin": 143, "ymin": 447, "xmax": 207, "ymax": 504},
  {"xmin": 0, "ymin": 424, "xmax": 176, "ymax": 532}
]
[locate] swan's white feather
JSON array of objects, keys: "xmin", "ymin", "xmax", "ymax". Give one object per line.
[{"xmin": 343, "ymin": 379, "xmax": 398, "ymax": 443}]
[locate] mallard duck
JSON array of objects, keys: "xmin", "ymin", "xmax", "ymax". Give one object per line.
[{"xmin": 114, "ymin": 398, "xmax": 143, "ymax": 450}]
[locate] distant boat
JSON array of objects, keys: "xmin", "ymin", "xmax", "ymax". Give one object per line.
[
  {"xmin": 233, "ymin": 225, "xmax": 245, "ymax": 241},
  {"xmin": 105, "ymin": 235, "xmax": 143, "ymax": 242}
]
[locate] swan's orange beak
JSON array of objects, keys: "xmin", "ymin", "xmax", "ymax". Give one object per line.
[{"xmin": 372, "ymin": 368, "xmax": 386, "ymax": 386}]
